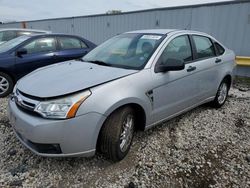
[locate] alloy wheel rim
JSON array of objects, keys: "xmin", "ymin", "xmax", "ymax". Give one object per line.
[
  {"xmin": 218, "ymin": 83, "xmax": 228, "ymax": 104},
  {"xmin": 120, "ymin": 114, "xmax": 134, "ymax": 152},
  {"xmin": 0, "ymin": 76, "xmax": 9, "ymax": 95}
]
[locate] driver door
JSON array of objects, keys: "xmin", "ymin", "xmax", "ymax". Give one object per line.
[{"xmin": 150, "ymin": 35, "xmax": 200, "ymax": 123}]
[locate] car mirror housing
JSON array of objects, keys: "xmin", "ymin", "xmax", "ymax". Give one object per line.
[
  {"xmin": 16, "ymin": 48, "xmax": 28, "ymax": 57},
  {"xmin": 155, "ymin": 58, "xmax": 185, "ymax": 73}
]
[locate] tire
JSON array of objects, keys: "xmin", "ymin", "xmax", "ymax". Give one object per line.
[
  {"xmin": 0, "ymin": 72, "xmax": 14, "ymax": 98},
  {"xmin": 210, "ymin": 79, "xmax": 229, "ymax": 108},
  {"xmin": 98, "ymin": 106, "xmax": 135, "ymax": 162}
]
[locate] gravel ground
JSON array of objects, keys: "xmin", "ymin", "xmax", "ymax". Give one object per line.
[{"xmin": 0, "ymin": 83, "xmax": 250, "ymax": 188}]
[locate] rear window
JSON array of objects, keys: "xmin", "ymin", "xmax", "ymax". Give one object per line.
[
  {"xmin": 58, "ymin": 37, "xmax": 85, "ymax": 50},
  {"xmin": 193, "ymin": 35, "xmax": 215, "ymax": 59},
  {"xmin": 215, "ymin": 42, "xmax": 225, "ymax": 55}
]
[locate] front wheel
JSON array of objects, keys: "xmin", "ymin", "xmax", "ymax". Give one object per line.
[
  {"xmin": 98, "ymin": 106, "xmax": 135, "ymax": 162},
  {"xmin": 0, "ymin": 72, "xmax": 14, "ymax": 98},
  {"xmin": 210, "ymin": 79, "xmax": 229, "ymax": 108}
]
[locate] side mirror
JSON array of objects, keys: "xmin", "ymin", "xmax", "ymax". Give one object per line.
[
  {"xmin": 16, "ymin": 48, "xmax": 27, "ymax": 57},
  {"xmin": 155, "ymin": 58, "xmax": 185, "ymax": 73}
]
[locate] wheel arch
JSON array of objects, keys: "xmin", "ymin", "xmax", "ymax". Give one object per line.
[
  {"xmin": 0, "ymin": 68, "xmax": 16, "ymax": 83},
  {"xmin": 223, "ymin": 74, "xmax": 232, "ymax": 89},
  {"xmin": 103, "ymin": 99, "xmax": 148, "ymax": 131},
  {"xmin": 95, "ymin": 101, "xmax": 147, "ymax": 152}
]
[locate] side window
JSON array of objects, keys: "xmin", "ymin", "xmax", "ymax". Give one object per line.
[
  {"xmin": 80, "ymin": 41, "xmax": 87, "ymax": 48},
  {"xmin": 193, "ymin": 35, "xmax": 215, "ymax": 59},
  {"xmin": 58, "ymin": 37, "xmax": 83, "ymax": 50},
  {"xmin": 158, "ymin": 35, "xmax": 192, "ymax": 65},
  {"xmin": 23, "ymin": 38, "xmax": 56, "ymax": 54},
  {"xmin": 214, "ymin": 42, "xmax": 225, "ymax": 56}
]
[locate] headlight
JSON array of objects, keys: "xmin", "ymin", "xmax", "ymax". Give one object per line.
[{"xmin": 34, "ymin": 90, "xmax": 91, "ymax": 119}]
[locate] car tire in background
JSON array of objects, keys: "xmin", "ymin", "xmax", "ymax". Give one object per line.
[
  {"xmin": 0, "ymin": 72, "xmax": 14, "ymax": 98},
  {"xmin": 210, "ymin": 78, "xmax": 230, "ymax": 108},
  {"xmin": 98, "ymin": 106, "xmax": 135, "ymax": 162}
]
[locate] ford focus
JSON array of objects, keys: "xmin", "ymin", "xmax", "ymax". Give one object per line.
[{"xmin": 8, "ymin": 29, "xmax": 235, "ymax": 161}]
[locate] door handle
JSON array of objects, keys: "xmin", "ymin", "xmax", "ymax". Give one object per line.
[
  {"xmin": 215, "ymin": 58, "xmax": 222, "ymax": 63},
  {"xmin": 187, "ymin": 66, "xmax": 196, "ymax": 72}
]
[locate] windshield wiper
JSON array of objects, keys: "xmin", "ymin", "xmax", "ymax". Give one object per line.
[{"xmin": 87, "ymin": 60, "xmax": 111, "ymax": 66}]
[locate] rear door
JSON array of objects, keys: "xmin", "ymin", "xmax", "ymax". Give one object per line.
[
  {"xmin": 56, "ymin": 36, "xmax": 90, "ymax": 61},
  {"xmin": 190, "ymin": 35, "xmax": 219, "ymax": 100},
  {"xmin": 14, "ymin": 37, "xmax": 58, "ymax": 78}
]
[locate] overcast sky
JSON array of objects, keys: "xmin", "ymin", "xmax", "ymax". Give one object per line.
[{"xmin": 0, "ymin": 0, "xmax": 231, "ymax": 22}]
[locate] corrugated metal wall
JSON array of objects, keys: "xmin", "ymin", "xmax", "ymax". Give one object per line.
[{"xmin": 0, "ymin": 1, "xmax": 250, "ymax": 56}]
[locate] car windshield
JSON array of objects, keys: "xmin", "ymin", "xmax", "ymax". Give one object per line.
[
  {"xmin": 83, "ymin": 33, "xmax": 164, "ymax": 70},
  {"xmin": 0, "ymin": 35, "xmax": 30, "ymax": 53}
]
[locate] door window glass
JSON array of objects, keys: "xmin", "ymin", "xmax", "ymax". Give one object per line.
[
  {"xmin": 193, "ymin": 35, "xmax": 215, "ymax": 59},
  {"xmin": 23, "ymin": 38, "xmax": 56, "ymax": 54},
  {"xmin": 80, "ymin": 41, "xmax": 87, "ymax": 48},
  {"xmin": 214, "ymin": 42, "xmax": 225, "ymax": 55},
  {"xmin": 58, "ymin": 37, "xmax": 83, "ymax": 50},
  {"xmin": 158, "ymin": 35, "xmax": 192, "ymax": 65}
]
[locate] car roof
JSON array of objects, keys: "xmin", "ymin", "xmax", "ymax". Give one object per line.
[
  {"xmin": 28, "ymin": 33, "xmax": 83, "ymax": 38},
  {"xmin": 126, "ymin": 29, "xmax": 208, "ymax": 36},
  {"xmin": 126, "ymin": 29, "xmax": 177, "ymax": 34},
  {"xmin": 0, "ymin": 28, "xmax": 50, "ymax": 33}
]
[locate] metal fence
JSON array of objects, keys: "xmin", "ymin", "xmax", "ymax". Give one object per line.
[{"xmin": 0, "ymin": 0, "xmax": 250, "ymax": 57}]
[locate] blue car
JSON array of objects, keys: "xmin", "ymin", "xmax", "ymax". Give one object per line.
[{"xmin": 0, "ymin": 34, "xmax": 96, "ymax": 97}]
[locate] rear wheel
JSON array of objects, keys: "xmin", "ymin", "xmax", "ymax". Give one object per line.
[
  {"xmin": 210, "ymin": 79, "xmax": 229, "ymax": 108},
  {"xmin": 98, "ymin": 106, "xmax": 135, "ymax": 162},
  {"xmin": 0, "ymin": 72, "xmax": 14, "ymax": 98}
]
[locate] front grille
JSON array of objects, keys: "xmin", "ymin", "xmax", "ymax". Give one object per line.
[
  {"xmin": 16, "ymin": 104, "xmax": 41, "ymax": 117},
  {"xmin": 22, "ymin": 100, "xmax": 36, "ymax": 109},
  {"xmin": 14, "ymin": 90, "xmax": 39, "ymax": 113}
]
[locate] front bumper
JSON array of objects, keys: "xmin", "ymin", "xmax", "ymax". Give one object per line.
[{"xmin": 8, "ymin": 99, "xmax": 106, "ymax": 157}]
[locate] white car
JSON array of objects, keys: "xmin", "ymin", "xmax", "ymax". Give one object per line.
[{"xmin": 0, "ymin": 28, "xmax": 50, "ymax": 45}]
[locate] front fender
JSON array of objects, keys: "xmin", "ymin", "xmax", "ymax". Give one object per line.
[
  {"xmin": 76, "ymin": 77, "xmax": 152, "ymax": 125},
  {"xmin": 102, "ymin": 97, "xmax": 150, "ymax": 122}
]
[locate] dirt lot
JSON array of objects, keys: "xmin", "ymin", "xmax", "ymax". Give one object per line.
[{"xmin": 0, "ymin": 82, "xmax": 250, "ymax": 188}]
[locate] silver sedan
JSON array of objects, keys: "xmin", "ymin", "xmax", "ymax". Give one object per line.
[{"xmin": 8, "ymin": 29, "xmax": 235, "ymax": 161}]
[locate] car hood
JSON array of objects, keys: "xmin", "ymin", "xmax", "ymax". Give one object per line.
[{"xmin": 17, "ymin": 60, "xmax": 138, "ymax": 98}]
